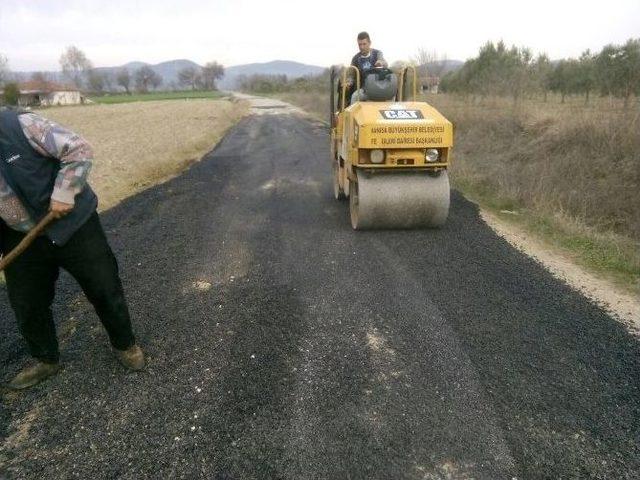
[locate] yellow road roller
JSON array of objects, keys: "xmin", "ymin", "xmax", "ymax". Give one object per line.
[{"xmin": 330, "ymin": 65, "xmax": 453, "ymax": 229}]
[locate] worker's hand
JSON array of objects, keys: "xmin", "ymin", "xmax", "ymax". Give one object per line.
[
  {"xmin": 375, "ymin": 60, "xmax": 385, "ymax": 67},
  {"xmin": 49, "ymin": 200, "xmax": 74, "ymax": 219}
]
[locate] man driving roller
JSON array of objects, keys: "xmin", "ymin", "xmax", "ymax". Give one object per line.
[{"xmin": 348, "ymin": 31, "xmax": 388, "ymax": 104}]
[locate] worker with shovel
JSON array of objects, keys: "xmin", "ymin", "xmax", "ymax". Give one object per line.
[{"xmin": 0, "ymin": 108, "xmax": 145, "ymax": 390}]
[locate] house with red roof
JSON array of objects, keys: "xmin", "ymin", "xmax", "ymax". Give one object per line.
[{"xmin": 11, "ymin": 81, "xmax": 83, "ymax": 107}]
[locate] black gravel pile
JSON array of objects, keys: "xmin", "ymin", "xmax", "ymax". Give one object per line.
[{"xmin": 1, "ymin": 114, "xmax": 639, "ymax": 479}]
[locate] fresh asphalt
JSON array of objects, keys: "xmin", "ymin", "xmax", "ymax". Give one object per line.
[{"xmin": 1, "ymin": 107, "xmax": 639, "ymax": 479}]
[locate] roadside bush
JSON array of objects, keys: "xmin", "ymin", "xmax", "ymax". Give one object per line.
[
  {"xmin": 3, "ymin": 82, "xmax": 19, "ymax": 106},
  {"xmin": 237, "ymin": 71, "xmax": 329, "ymax": 95},
  {"xmin": 426, "ymin": 93, "xmax": 640, "ymax": 241}
]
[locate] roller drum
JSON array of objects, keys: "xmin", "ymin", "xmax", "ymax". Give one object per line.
[{"xmin": 350, "ymin": 170, "xmax": 450, "ymax": 229}]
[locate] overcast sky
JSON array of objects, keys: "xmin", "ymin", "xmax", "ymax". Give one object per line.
[{"xmin": 1, "ymin": 0, "xmax": 639, "ymax": 71}]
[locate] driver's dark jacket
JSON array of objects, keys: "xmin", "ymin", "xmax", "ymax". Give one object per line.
[{"xmin": 350, "ymin": 48, "xmax": 384, "ymax": 83}]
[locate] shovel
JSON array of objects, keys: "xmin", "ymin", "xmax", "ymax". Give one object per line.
[{"xmin": 0, "ymin": 212, "xmax": 57, "ymax": 272}]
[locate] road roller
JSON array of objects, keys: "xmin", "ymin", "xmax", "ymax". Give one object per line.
[{"xmin": 329, "ymin": 65, "xmax": 453, "ymax": 229}]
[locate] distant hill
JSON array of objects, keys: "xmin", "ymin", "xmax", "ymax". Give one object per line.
[
  {"xmin": 119, "ymin": 61, "xmax": 148, "ymax": 70},
  {"xmin": 13, "ymin": 59, "xmax": 326, "ymax": 91},
  {"xmin": 217, "ymin": 59, "xmax": 462, "ymax": 89},
  {"xmin": 13, "ymin": 59, "xmax": 202, "ymax": 90},
  {"xmin": 10, "ymin": 58, "xmax": 462, "ymax": 92},
  {"xmin": 154, "ymin": 59, "xmax": 202, "ymax": 85},
  {"xmin": 426, "ymin": 59, "xmax": 464, "ymax": 76},
  {"xmin": 12, "ymin": 70, "xmax": 64, "ymax": 84},
  {"xmin": 218, "ymin": 60, "xmax": 325, "ymax": 89}
]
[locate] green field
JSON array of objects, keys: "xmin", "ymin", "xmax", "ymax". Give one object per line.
[{"xmin": 89, "ymin": 90, "xmax": 225, "ymax": 104}]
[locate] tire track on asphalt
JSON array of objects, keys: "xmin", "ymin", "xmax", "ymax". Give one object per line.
[{"xmin": 248, "ymin": 114, "xmax": 518, "ymax": 478}]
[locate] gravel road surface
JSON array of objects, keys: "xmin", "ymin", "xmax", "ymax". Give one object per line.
[{"xmin": 1, "ymin": 105, "xmax": 639, "ymax": 479}]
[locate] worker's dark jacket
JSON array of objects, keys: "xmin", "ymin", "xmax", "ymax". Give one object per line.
[{"xmin": 0, "ymin": 109, "xmax": 97, "ymax": 246}]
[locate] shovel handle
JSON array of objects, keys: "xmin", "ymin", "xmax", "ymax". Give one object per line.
[{"xmin": 0, "ymin": 212, "xmax": 57, "ymax": 272}]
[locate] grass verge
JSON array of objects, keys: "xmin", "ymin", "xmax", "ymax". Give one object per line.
[{"xmin": 457, "ymin": 177, "xmax": 640, "ymax": 294}]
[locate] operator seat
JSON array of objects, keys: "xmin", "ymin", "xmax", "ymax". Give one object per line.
[{"xmin": 351, "ymin": 68, "xmax": 398, "ymax": 104}]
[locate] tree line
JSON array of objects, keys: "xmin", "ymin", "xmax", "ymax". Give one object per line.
[
  {"xmin": 439, "ymin": 38, "xmax": 640, "ymax": 106},
  {"xmin": 236, "ymin": 71, "xmax": 328, "ymax": 94},
  {"xmin": 0, "ymin": 46, "xmax": 225, "ymax": 98}
]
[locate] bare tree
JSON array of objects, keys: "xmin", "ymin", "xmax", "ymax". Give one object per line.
[
  {"xmin": 59, "ymin": 46, "xmax": 92, "ymax": 89},
  {"xmin": 149, "ymin": 70, "xmax": 163, "ymax": 90},
  {"xmin": 116, "ymin": 68, "xmax": 132, "ymax": 94},
  {"xmin": 87, "ymin": 69, "xmax": 106, "ymax": 93},
  {"xmin": 391, "ymin": 60, "xmax": 408, "ymax": 71},
  {"xmin": 102, "ymin": 71, "xmax": 114, "ymax": 92},
  {"xmin": 178, "ymin": 67, "xmax": 202, "ymax": 90},
  {"xmin": 135, "ymin": 66, "xmax": 162, "ymax": 93},
  {"xmin": 412, "ymin": 48, "xmax": 449, "ymax": 79},
  {"xmin": 201, "ymin": 62, "xmax": 224, "ymax": 90}
]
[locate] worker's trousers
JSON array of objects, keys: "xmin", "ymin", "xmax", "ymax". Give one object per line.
[{"xmin": 0, "ymin": 212, "xmax": 136, "ymax": 364}]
